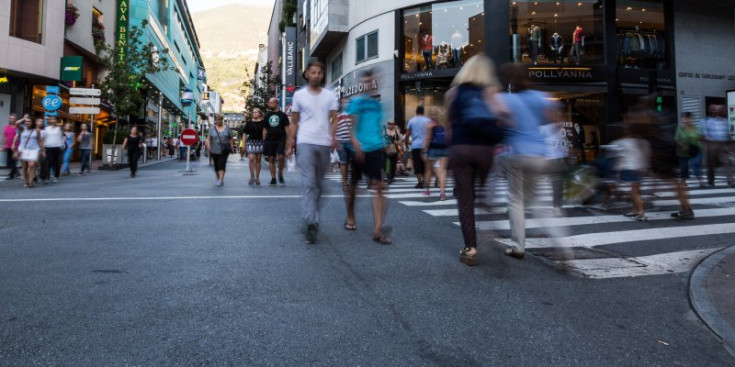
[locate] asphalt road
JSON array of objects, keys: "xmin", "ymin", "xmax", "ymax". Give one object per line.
[{"xmin": 0, "ymin": 157, "xmax": 732, "ymax": 365}]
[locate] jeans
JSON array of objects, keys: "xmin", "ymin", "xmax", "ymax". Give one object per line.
[
  {"xmin": 80, "ymin": 149, "xmax": 91, "ymax": 173},
  {"xmin": 571, "ymin": 42, "xmax": 582, "ymax": 64},
  {"xmin": 179, "ymin": 146, "xmax": 187, "ymax": 160},
  {"xmin": 62, "ymin": 147, "xmax": 73, "ymax": 173},
  {"xmin": 297, "ymin": 143, "xmax": 330, "ymax": 225},
  {"xmin": 690, "ymin": 153, "xmax": 702, "ymax": 180},
  {"xmin": 678, "ymin": 157, "xmax": 691, "ymax": 180},
  {"xmin": 452, "ymin": 48, "xmax": 462, "ymax": 67},
  {"xmin": 422, "ymin": 50, "xmax": 434, "ymax": 70},
  {"xmin": 5, "ymin": 148, "xmax": 19, "ymax": 178}
]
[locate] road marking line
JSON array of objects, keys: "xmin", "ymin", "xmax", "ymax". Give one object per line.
[
  {"xmin": 563, "ymin": 248, "xmax": 722, "ymax": 279},
  {"xmin": 0, "ymin": 194, "xmax": 374, "ymax": 203}
]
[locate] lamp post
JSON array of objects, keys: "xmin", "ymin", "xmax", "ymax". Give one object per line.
[{"xmin": 180, "ymin": 88, "xmax": 194, "ymax": 171}]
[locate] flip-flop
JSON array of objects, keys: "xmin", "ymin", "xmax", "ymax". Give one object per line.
[
  {"xmin": 344, "ymin": 222, "xmax": 357, "ymax": 231},
  {"xmin": 372, "ymin": 234, "xmax": 392, "ymax": 245}
]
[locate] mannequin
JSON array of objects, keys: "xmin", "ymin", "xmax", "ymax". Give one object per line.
[
  {"xmin": 571, "ymin": 25, "xmax": 584, "ymax": 65},
  {"xmin": 528, "ymin": 24, "xmax": 542, "ymax": 65},
  {"xmin": 450, "ymin": 30, "xmax": 465, "ymax": 67},
  {"xmin": 422, "ymin": 33, "xmax": 434, "ymax": 70},
  {"xmin": 549, "ymin": 32, "xmax": 565, "ymax": 64}
]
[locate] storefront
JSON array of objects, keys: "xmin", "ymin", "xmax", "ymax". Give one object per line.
[{"xmin": 395, "ymin": 0, "xmax": 677, "ymax": 155}]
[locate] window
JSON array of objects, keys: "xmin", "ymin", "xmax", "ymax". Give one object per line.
[
  {"xmin": 9, "ymin": 0, "xmax": 44, "ymax": 44},
  {"xmin": 356, "ymin": 31, "xmax": 378, "ymax": 63},
  {"xmin": 331, "ymin": 53, "xmax": 343, "ymax": 83},
  {"xmin": 157, "ymin": 0, "xmax": 169, "ymax": 28},
  {"xmin": 616, "ymin": 0, "xmax": 668, "ymax": 69}
]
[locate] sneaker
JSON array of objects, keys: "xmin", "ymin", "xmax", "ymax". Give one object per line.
[
  {"xmin": 623, "ymin": 211, "xmax": 638, "ymax": 217},
  {"xmin": 633, "ymin": 214, "xmax": 647, "ymax": 222},
  {"xmin": 671, "ymin": 210, "xmax": 695, "ymax": 219},
  {"xmin": 52, "ymin": 177, "xmax": 59, "ymax": 183},
  {"xmin": 278, "ymin": 174, "xmax": 284, "ymax": 184},
  {"xmin": 270, "ymin": 178, "xmax": 277, "ymax": 186},
  {"xmin": 305, "ymin": 223, "xmax": 319, "ymax": 244}
]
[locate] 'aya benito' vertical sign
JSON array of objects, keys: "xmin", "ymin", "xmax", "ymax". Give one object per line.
[{"xmin": 116, "ymin": 0, "xmax": 129, "ymax": 64}]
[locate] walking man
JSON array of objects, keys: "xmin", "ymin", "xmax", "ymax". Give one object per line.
[
  {"xmin": 405, "ymin": 106, "xmax": 431, "ymax": 188},
  {"xmin": 344, "ymin": 70, "xmax": 391, "ymax": 244},
  {"xmin": 701, "ymin": 104, "xmax": 733, "ymax": 187},
  {"xmin": 286, "ymin": 60, "xmax": 339, "ymax": 244},
  {"xmin": 41, "ymin": 116, "xmax": 64, "ymax": 183},
  {"xmin": 3, "ymin": 113, "xmax": 20, "ymax": 180},
  {"xmin": 263, "ymin": 97, "xmax": 290, "ymax": 185}
]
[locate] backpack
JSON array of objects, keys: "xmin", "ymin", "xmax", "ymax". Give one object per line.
[
  {"xmin": 449, "ymin": 84, "xmax": 505, "ymax": 145},
  {"xmin": 430, "ymin": 124, "xmax": 446, "ymax": 148}
]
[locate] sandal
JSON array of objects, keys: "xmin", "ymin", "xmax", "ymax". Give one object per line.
[
  {"xmin": 505, "ymin": 248, "xmax": 525, "ymax": 260},
  {"xmin": 255, "ymin": 178, "xmax": 260, "ymax": 185},
  {"xmin": 344, "ymin": 222, "xmax": 357, "ymax": 231},
  {"xmin": 248, "ymin": 177, "xmax": 254, "ymax": 185},
  {"xmin": 372, "ymin": 234, "xmax": 392, "ymax": 245},
  {"xmin": 459, "ymin": 247, "xmax": 477, "ymax": 266}
]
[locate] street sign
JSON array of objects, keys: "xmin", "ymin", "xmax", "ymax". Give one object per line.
[
  {"xmin": 70, "ymin": 88, "xmax": 101, "ymax": 96},
  {"xmin": 69, "ymin": 107, "xmax": 101, "ymax": 115},
  {"xmin": 42, "ymin": 95, "xmax": 63, "ymax": 111},
  {"xmin": 69, "ymin": 97, "xmax": 101, "ymax": 105},
  {"xmin": 180, "ymin": 128, "xmax": 198, "ymax": 146}
]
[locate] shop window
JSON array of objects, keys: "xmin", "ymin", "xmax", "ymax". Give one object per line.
[
  {"xmin": 402, "ymin": 82, "xmax": 449, "ymax": 126},
  {"xmin": 356, "ymin": 31, "xmax": 378, "ymax": 63},
  {"xmin": 331, "ymin": 53, "xmax": 343, "ymax": 83},
  {"xmin": 616, "ymin": 0, "xmax": 667, "ymax": 70},
  {"xmin": 9, "ymin": 0, "xmax": 44, "ymax": 44},
  {"xmin": 509, "ymin": 0, "xmax": 604, "ymax": 66},
  {"xmin": 402, "ymin": 0, "xmax": 484, "ymax": 73},
  {"xmin": 158, "ymin": 0, "xmax": 169, "ymax": 28}
]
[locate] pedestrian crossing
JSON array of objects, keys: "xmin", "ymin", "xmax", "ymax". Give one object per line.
[{"xmin": 326, "ymin": 172, "xmax": 735, "ymax": 279}]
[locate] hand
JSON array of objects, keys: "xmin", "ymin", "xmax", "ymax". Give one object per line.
[
  {"xmin": 285, "ymin": 146, "xmax": 293, "ymax": 158},
  {"xmin": 330, "ymin": 137, "xmax": 338, "ymax": 150}
]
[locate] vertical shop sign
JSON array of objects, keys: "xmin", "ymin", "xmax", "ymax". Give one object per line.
[
  {"xmin": 116, "ymin": 0, "xmax": 129, "ymax": 63},
  {"xmin": 727, "ymin": 90, "xmax": 735, "ymax": 139},
  {"xmin": 285, "ymin": 27, "xmax": 296, "ymax": 87}
]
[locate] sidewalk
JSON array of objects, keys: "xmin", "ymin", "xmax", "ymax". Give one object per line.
[
  {"xmin": 0, "ymin": 156, "xmax": 177, "ymax": 179},
  {"xmin": 690, "ymin": 244, "xmax": 735, "ymax": 357}
]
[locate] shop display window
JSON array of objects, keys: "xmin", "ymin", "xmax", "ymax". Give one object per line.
[
  {"xmin": 616, "ymin": 0, "xmax": 667, "ymax": 70},
  {"xmin": 509, "ymin": 1, "xmax": 604, "ymax": 66},
  {"xmin": 401, "ymin": 82, "xmax": 449, "ymax": 126},
  {"xmin": 402, "ymin": 0, "xmax": 484, "ymax": 73}
]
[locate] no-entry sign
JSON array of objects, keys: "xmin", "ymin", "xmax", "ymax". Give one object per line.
[{"xmin": 180, "ymin": 129, "xmax": 198, "ymax": 146}]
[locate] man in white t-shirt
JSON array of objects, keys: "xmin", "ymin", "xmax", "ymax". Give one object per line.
[{"xmin": 287, "ymin": 60, "xmax": 339, "ymax": 244}]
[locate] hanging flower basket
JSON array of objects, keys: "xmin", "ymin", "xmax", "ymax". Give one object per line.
[
  {"xmin": 66, "ymin": 5, "xmax": 80, "ymax": 26},
  {"xmin": 92, "ymin": 18, "xmax": 106, "ymax": 53}
]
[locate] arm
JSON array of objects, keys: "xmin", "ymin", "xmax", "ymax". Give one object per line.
[
  {"xmin": 329, "ymin": 110, "xmax": 338, "ymax": 149},
  {"xmin": 286, "ymin": 112, "xmax": 299, "ymax": 157},
  {"xmin": 37, "ymin": 129, "xmax": 44, "ymax": 154},
  {"xmin": 423, "ymin": 122, "xmax": 434, "ymax": 152},
  {"xmin": 122, "ymin": 137, "xmax": 128, "ymax": 150}
]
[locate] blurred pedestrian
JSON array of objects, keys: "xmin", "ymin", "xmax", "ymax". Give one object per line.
[
  {"xmin": 422, "ymin": 106, "xmax": 449, "ymax": 200},
  {"xmin": 205, "ymin": 114, "xmax": 233, "ymax": 186},
  {"xmin": 3, "ymin": 113, "xmax": 20, "ymax": 180},
  {"xmin": 242, "ymin": 107, "xmax": 265, "ymax": 185},
  {"xmin": 41, "ymin": 116, "xmax": 64, "ymax": 183},
  {"xmin": 335, "ymin": 97, "xmax": 354, "ymax": 191},
  {"xmin": 444, "ymin": 55, "xmax": 510, "ymax": 266},
  {"xmin": 384, "ymin": 119, "xmax": 403, "ymax": 184},
  {"xmin": 540, "ymin": 121, "xmax": 569, "ymax": 214},
  {"xmin": 499, "ymin": 63, "xmax": 559, "ymax": 260},
  {"xmin": 61, "ymin": 122, "xmax": 75, "ymax": 176},
  {"xmin": 610, "ymin": 124, "xmax": 650, "ymax": 221},
  {"xmin": 406, "ymin": 106, "xmax": 430, "ymax": 188},
  {"xmin": 122, "ymin": 126, "xmax": 143, "ymax": 178},
  {"xmin": 78, "ymin": 123, "xmax": 92, "ymax": 174},
  {"xmin": 287, "ymin": 60, "xmax": 339, "ymax": 244},
  {"xmin": 701, "ymin": 104, "xmax": 733, "ymax": 187},
  {"xmin": 675, "ymin": 111, "xmax": 703, "ymax": 187},
  {"xmin": 344, "ymin": 70, "xmax": 391, "ymax": 244},
  {"xmin": 14, "ymin": 117, "xmax": 44, "ymax": 188}
]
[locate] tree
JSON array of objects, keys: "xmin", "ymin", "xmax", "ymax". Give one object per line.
[
  {"xmin": 241, "ymin": 61, "xmax": 281, "ymax": 115},
  {"xmin": 97, "ymin": 19, "xmax": 172, "ymax": 163}
]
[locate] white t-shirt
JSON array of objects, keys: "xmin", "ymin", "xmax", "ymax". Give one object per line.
[
  {"xmin": 612, "ymin": 138, "xmax": 650, "ymax": 171},
  {"xmin": 43, "ymin": 125, "xmax": 64, "ymax": 148},
  {"xmin": 291, "ymin": 86, "xmax": 339, "ymax": 146}
]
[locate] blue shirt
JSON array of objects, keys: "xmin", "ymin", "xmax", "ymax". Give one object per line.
[
  {"xmin": 407, "ymin": 115, "xmax": 431, "ymax": 149},
  {"xmin": 501, "ymin": 90, "xmax": 555, "ymax": 156},
  {"xmin": 347, "ymin": 96, "xmax": 385, "ymax": 153},
  {"xmin": 701, "ymin": 116, "xmax": 730, "ymax": 142}
]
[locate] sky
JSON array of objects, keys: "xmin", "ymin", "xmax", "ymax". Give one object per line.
[{"xmin": 185, "ymin": 0, "xmax": 275, "ymax": 13}]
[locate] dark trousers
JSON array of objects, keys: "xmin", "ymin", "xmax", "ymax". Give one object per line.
[
  {"xmin": 450, "ymin": 144, "xmax": 494, "ymax": 248},
  {"xmin": 706, "ymin": 141, "xmax": 733, "ymax": 185},
  {"xmin": 5, "ymin": 148, "xmax": 18, "ymax": 178},
  {"xmin": 41, "ymin": 147, "xmax": 62, "ymax": 180},
  {"xmin": 128, "ymin": 149, "xmax": 140, "ymax": 175},
  {"xmin": 80, "ymin": 149, "xmax": 91, "ymax": 173},
  {"xmin": 386, "ymin": 153, "xmax": 398, "ymax": 180}
]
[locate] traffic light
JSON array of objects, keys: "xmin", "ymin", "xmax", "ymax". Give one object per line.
[{"xmin": 655, "ymin": 96, "xmax": 664, "ymax": 112}]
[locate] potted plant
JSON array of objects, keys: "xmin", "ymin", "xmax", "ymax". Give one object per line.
[
  {"xmin": 92, "ymin": 17, "xmax": 106, "ymax": 53},
  {"xmin": 65, "ymin": 5, "xmax": 79, "ymax": 26}
]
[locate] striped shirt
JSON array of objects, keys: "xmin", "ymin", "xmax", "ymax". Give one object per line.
[
  {"xmin": 701, "ymin": 117, "xmax": 730, "ymax": 142},
  {"xmin": 335, "ymin": 113, "xmax": 352, "ymax": 142}
]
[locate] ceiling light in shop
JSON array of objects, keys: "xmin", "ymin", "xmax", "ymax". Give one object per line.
[
  {"xmin": 642, "ymin": 8, "xmax": 646, "ymax": 11},
  {"xmin": 626, "ymin": 6, "xmax": 633, "ymax": 10}
]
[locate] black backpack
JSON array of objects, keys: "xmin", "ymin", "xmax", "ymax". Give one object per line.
[{"xmin": 449, "ymin": 84, "xmax": 505, "ymax": 145}]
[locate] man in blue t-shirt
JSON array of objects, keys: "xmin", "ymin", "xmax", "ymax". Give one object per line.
[
  {"xmin": 405, "ymin": 105, "xmax": 431, "ymax": 188},
  {"xmin": 344, "ymin": 70, "xmax": 391, "ymax": 244}
]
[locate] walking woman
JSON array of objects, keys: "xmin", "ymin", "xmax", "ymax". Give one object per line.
[
  {"xmin": 384, "ymin": 119, "xmax": 403, "ymax": 184},
  {"xmin": 61, "ymin": 122, "xmax": 75, "ymax": 175},
  {"xmin": 13, "ymin": 117, "xmax": 44, "ymax": 188},
  {"xmin": 422, "ymin": 107, "xmax": 449, "ymax": 200},
  {"xmin": 78, "ymin": 123, "xmax": 92, "ymax": 174},
  {"xmin": 444, "ymin": 55, "xmax": 511, "ymax": 266},
  {"xmin": 205, "ymin": 114, "xmax": 234, "ymax": 186},
  {"xmin": 122, "ymin": 126, "xmax": 143, "ymax": 178},
  {"xmin": 242, "ymin": 107, "xmax": 266, "ymax": 185}
]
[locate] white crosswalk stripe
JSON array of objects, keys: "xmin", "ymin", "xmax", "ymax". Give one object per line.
[{"xmin": 326, "ymin": 173, "xmax": 735, "ymax": 279}]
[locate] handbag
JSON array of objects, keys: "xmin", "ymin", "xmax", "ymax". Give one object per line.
[
  {"xmin": 384, "ymin": 129, "xmax": 398, "ymax": 156},
  {"xmin": 215, "ymin": 127, "xmax": 231, "ymax": 154},
  {"xmin": 687, "ymin": 144, "xmax": 700, "ymax": 157}
]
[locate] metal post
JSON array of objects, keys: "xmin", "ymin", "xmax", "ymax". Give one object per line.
[
  {"xmin": 186, "ymin": 144, "xmax": 191, "ymax": 172},
  {"xmin": 157, "ymin": 93, "xmax": 163, "ymax": 160},
  {"xmin": 90, "ymin": 114, "xmax": 94, "ymax": 173}
]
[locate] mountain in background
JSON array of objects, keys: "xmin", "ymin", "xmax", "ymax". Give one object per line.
[{"xmin": 192, "ymin": 4, "xmax": 272, "ymax": 112}]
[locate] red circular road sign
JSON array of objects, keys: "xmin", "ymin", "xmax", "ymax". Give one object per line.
[{"xmin": 180, "ymin": 129, "xmax": 198, "ymax": 146}]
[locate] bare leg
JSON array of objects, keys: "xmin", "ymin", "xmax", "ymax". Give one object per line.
[
  {"xmin": 372, "ymin": 179, "xmax": 388, "ymax": 238},
  {"xmin": 423, "ymin": 157, "xmax": 434, "ymax": 194},
  {"xmin": 631, "ymin": 182, "xmax": 644, "ymax": 216}
]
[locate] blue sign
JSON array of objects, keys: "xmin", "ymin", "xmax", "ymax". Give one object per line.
[
  {"xmin": 46, "ymin": 86, "xmax": 60, "ymax": 95},
  {"xmin": 42, "ymin": 94, "xmax": 63, "ymax": 111},
  {"xmin": 45, "ymin": 111, "xmax": 58, "ymax": 117}
]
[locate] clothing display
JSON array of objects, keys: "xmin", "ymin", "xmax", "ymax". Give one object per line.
[
  {"xmin": 528, "ymin": 25, "xmax": 542, "ymax": 64},
  {"xmin": 618, "ymin": 30, "xmax": 666, "ymax": 68},
  {"xmin": 571, "ymin": 26, "xmax": 584, "ymax": 65},
  {"xmin": 549, "ymin": 33, "xmax": 565, "ymax": 64}
]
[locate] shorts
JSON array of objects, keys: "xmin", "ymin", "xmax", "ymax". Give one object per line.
[
  {"xmin": 337, "ymin": 141, "xmax": 353, "ymax": 163},
  {"xmin": 619, "ymin": 170, "xmax": 641, "ymax": 183},
  {"xmin": 427, "ymin": 148, "xmax": 448, "ymax": 160},
  {"xmin": 263, "ymin": 139, "xmax": 286, "ymax": 158},
  {"xmin": 351, "ymin": 149, "xmax": 384, "ymax": 184},
  {"xmin": 246, "ymin": 140, "xmax": 263, "ymax": 155},
  {"xmin": 411, "ymin": 148, "xmax": 425, "ymax": 174}
]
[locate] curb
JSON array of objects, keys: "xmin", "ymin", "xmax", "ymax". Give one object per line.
[{"xmin": 689, "ymin": 245, "xmax": 735, "ymax": 358}]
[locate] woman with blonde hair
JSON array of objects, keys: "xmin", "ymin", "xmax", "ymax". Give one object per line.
[
  {"xmin": 422, "ymin": 106, "xmax": 449, "ymax": 200},
  {"xmin": 444, "ymin": 54, "xmax": 510, "ymax": 266}
]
